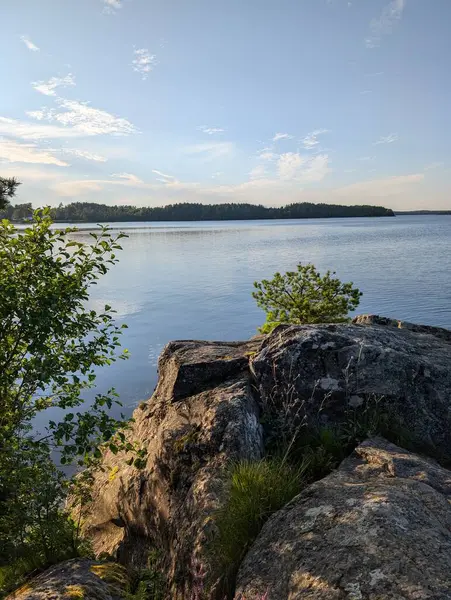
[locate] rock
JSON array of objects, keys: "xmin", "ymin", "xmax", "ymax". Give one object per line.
[
  {"xmin": 7, "ymin": 559, "xmax": 127, "ymax": 600},
  {"xmin": 79, "ymin": 339, "xmax": 263, "ymax": 599},
  {"xmin": 80, "ymin": 316, "xmax": 451, "ymax": 599},
  {"xmin": 251, "ymin": 315, "xmax": 451, "ymax": 459},
  {"xmin": 234, "ymin": 437, "xmax": 451, "ymax": 600}
]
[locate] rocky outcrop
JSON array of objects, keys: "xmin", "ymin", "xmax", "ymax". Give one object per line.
[
  {"xmin": 80, "ymin": 316, "xmax": 451, "ymax": 599},
  {"xmin": 7, "ymin": 559, "xmax": 127, "ymax": 600},
  {"xmin": 235, "ymin": 437, "xmax": 451, "ymax": 599},
  {"xmin": 252, "ymin": 315, "xmax": 451, "ymax": 459},
  {"xmin": 79, "ymin": 339, "xmax": 263, "ymax": 599}
]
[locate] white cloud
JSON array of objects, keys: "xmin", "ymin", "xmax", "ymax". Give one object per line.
[
  {"xmin": 183, "ymin": 142, "xmax": 235, "ymax": 160},
  {"xmin": 366, "ymin": 0, "xmax": 405, "ymax": 48},
  {"xmin": 132, "ymin": 48, "xmax": 157, "ymax": 80},
  {"xmin": 374, "ymin": 133, "xmax": 398, "ymax": 144},
  {"xmin": 365, "ymin": 71, "xmax": 384, "ymax": 77},
  {"xmin": 278, "ymin": 152, "xmax": 306, "ymax": 180},
  {"xmin": 20, "ymin": 35, "xmax": 39, "ymax": 52},
  {"xmin": 152, "ymin": 169, "xmax": 175, "ymax": 182},
  {"xmin": 0, "ymin": 139, "xmax": 68, "ymax": 166},
  {"xmin": 302, "ymin": 129, "xmax": 329, "ymax": 150},
  {"xmin": 359, "ymin": 156, "xmax": 375, "ymax": 161},
  {"xmin": 272, "ymin": 132, "xmax": 293, "ymax": 142},
  {"xmin": 277, "ymin": 152, "xmax": 330, "ymax": 183},
  {"xmin": 26, "ymin": 98, "xmax": 137, "ymax": 136},
  {"xmin": 360, "ymin": 90, "xmax": 372, "ymax": 95},
  {"xmin": 102, "ymin": 0, "xmax": 122, "ymax": 14},
  {"xmin": 111, "ymin": 172, "xmax": 144, "ymax": 184},
  {"xmin": 32, "ymin": 74, "xmax": 76, "ymax": 97},
  {"xmin": 198, "ymin": 126, "xmax": 225, "ymax": 135},
  {"xmin": 62, "ymin": 148, "xmax": 107, "ymax": 162},
  {"xmin": 0, "ymin": 117, "xmax": 85, "ymax": 140},
  {"xmin": 257, "ymin": 147, "xmax": 278, "ymax": 161}
]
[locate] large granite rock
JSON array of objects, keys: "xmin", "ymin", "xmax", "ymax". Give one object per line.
[
  {"xmin": 7, "ymin": 559, "xmax": 127, "ymax": 600},
  {"xmin": 81, "ymin": 316, "xmax": 451, "ymax": 599},
  {"xmin": 80, "ymin": 339, "xmax": 263, "ymax": 599},
  {"xmin": 235, "ymin": 437, "xmax": 451, "ymax": 600},
  {"xmin": 251, "ymin": 315, "xmax": 451, "ymax": 459}
]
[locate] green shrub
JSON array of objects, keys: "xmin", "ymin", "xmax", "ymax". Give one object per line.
[
  {"xmin": 0, "ymin": 183, "xmax": 133, "ymax": 594},
  {"xmin": 253, "ymin": 263, "xmax": 362, "ymax": 333}
]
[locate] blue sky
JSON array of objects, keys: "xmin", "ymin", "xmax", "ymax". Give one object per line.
[{"xmin": 1, "ymin": 0, "xmax": 450, "ymax": 210}]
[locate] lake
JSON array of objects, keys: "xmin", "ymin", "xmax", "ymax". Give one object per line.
[{"xmin": 44, "ymin": 215, "xmax": 451, "ymax": 421}]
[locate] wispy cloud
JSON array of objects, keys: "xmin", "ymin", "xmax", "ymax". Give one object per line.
[
  {"xmin": 360, "ymin": 90, "xmax": 372, "ymax": 95},
  {"xmin": 366, "ymin": 0, "xmax": 405, "ymax": 48},
  {"xmin": 26, "ymin": 98, "xmax": 137, "ymax": 136},
  {"xmin": 62, "ymin": 148, "xmax": 107, "ymax": 162},
  {"xmin": 358, "ymin": 156, "xmax": 375, "ymax": 161},
  {"xmin": 132, "ymin": 48, "xmax": 157, "ymax": 80},
  {"xmin": 112, "ymin": 172, "xmax": 143, "ymax": 184},
  {"xmin": 20, "ymin": 35, "xmax": 40, "ymax": 52},
  {"xmin": 374, "ymin": 133, "xmax": 398, "ymax": 144},
  {"xmin": 302, "ymin": 129, "xmax": 329, "ymax": 150},
  {"xmin": 277, "ymin": 152, "xmax": 330, "ymax": 182},
  {"xmin": 0, "ymin": 117, "xmax": 87, "ymax": 140},
  {"xmin": 198, "ymin": 126, "xmax": 225, "ymax": 135},
  {"xmin": 278, "ymin": 152, "xmax": 306, "ymax": 180},
  {"xmin": 102, "ymin": 0, "xmax": 122, "ymax": 14},
  {"xmin": 183, "ymin": 142, "xmax": 235, "ymax": 160},
  {"xmin": 272, "ymin": 132, "xmax": 293, "ymax": 142},
  {"xmin": 0, "ymin": 139, "xmax": 68, "ymax": 166},
  {"xmin": 257, "ymin": 147, "xmax": 278, "ymax": 161},
  {"xmin": 152, "ymin": 169, "xmax": 175, "ymax": 182},
  {"xmin": 365, "ymin": 71, "xmax": 384, "ymax": 77},
  {"xmin": 32, "ymin": 74, "xmax": 76, "ymax": 97}
]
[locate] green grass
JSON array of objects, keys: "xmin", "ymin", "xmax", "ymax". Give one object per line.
[
  {"xmin": 211, "ymin": 395, "xmax": 429, "ymax": 598},
  {"xmin": 212, "ymin": 457, "xmax": 305, "ymax": 594}
]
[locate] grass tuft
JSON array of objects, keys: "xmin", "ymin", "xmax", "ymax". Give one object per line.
[{"xmin": 212, "ymin": 457, "xmax": 304, "ymax": 594}]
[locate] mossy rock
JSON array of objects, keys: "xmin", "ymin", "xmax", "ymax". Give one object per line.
[{"xmin": 7, "ymin": 559, "xmax": 127, "ymax": 600}]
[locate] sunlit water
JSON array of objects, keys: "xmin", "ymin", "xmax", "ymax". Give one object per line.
[{"xmin": 34, "ymin": 215, "xmax": 451, "ymax": 426}]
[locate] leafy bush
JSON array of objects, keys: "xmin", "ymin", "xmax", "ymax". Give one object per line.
[
  {"xmin": 253, "ymin": 263, "xmax": 362, "ymax": 333},
  {"xmin": 0, "ymin": 185, "xmax": 133, "ymax": 594}
]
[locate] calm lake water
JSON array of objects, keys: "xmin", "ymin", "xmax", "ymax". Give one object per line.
[{"xmin": 39, "ymin": 215, "xmax": 451, "ymax": 422}]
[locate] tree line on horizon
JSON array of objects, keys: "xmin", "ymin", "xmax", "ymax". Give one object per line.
[{"xmin": 0, "ymin": 199, "xmax": 394, "ymax": 223}]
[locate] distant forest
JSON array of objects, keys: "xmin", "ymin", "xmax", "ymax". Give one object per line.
[
  {"xmin": 396, "ymin": 210, "xmax": 451, "ymax": 215},
  {"xmin": 1, "ymin": 201, "xmax": 394, "ymax": 222}
]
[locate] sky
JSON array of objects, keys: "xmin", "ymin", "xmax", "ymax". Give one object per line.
[{"xmin": 1, "ymin": 0, "xmax": 450, "ymax": 211}]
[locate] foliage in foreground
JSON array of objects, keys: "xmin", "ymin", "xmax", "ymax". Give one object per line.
[
  {"xmin": 212, "ymin": 458, "xmax": 304, "ymax": 594},
  {"xmin": 213, "ymin": 393, "xmax": 424, "ymax": 599},
  {"xmin": 0, "ymin": 186, "xmax": 134, "ymax": 595},
  {"xmin": 253, "ymin": 263, "xmax": 362, "ymax": 333}
]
